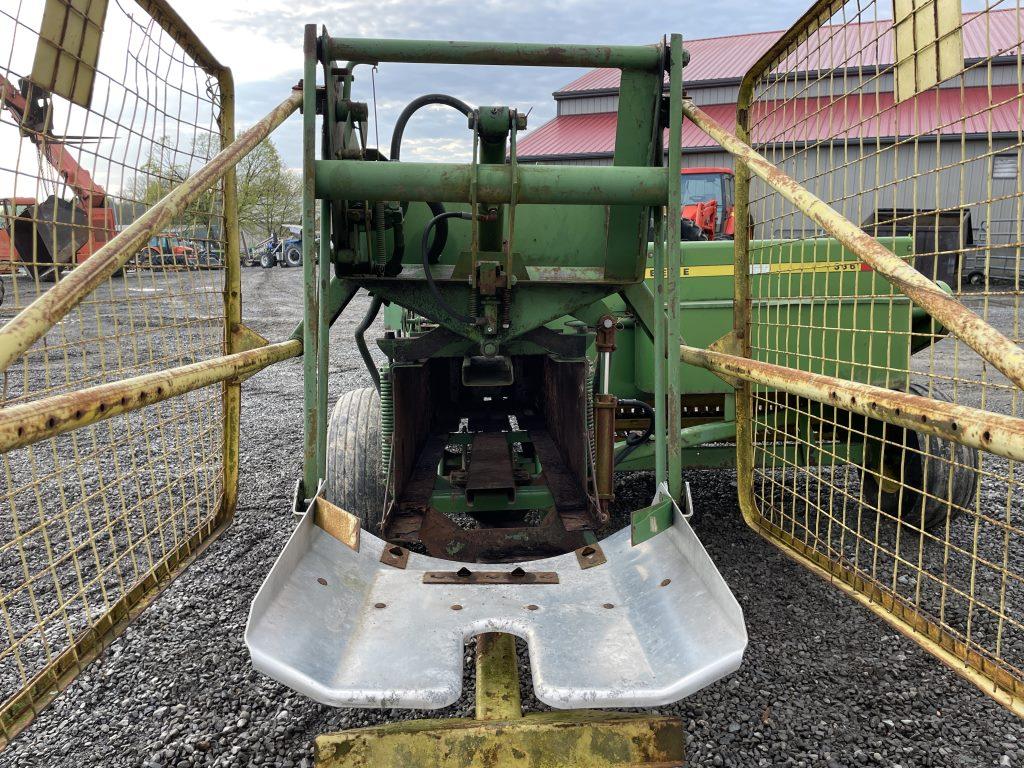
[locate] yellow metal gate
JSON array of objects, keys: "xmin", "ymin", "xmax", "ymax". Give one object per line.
[
  {"xmin": 718, "ymin": 0, "xmax": 1024, "ymax": 715},
  {"xmin": 0, "ymin": 0, "xmax": 239, "ymax": 745}
]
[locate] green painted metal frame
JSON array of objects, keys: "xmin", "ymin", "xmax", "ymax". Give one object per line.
[{"xmin": 300, "ymin": 29, "xmax": 690, "ymax": 505}]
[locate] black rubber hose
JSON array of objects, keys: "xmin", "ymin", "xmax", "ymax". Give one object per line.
[
  {"xmin": 390, "ymin": 94, "xmax": 473, "ymax": 163},
  {"xmin": 390, "ymin": 95, "xmax": 474, "ymax": 265},
  {"xmin": 356, "ymin": 296, "xmax": 384, "ymax": 392},
  {"xmin": 422, "ymin": 210, "xmax": 475, "ymax": 325},
  {"xmin": 389, "ymin": 201, "xmax": 446, "ymax": 268},
  {"xmin": 614, "ymin": 398, "xmax": 656, "ymax": 466}
]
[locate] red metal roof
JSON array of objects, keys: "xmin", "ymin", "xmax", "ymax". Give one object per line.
[
  {"xmin": 749, "ymin": 84, "xmax": 1023, "ymax": 144},
  {"xmin": 517, "ymin": 86, "xmax": 1021, "ymax": 159},
  {"xmin": 558, "ymin": 31, "xmax": 781, "ymax": 93},
  {"xmin": 518, "ymin": 104, "xmax": 736, "ymax": 158},
  {"xmin": 555, "ymin": 9, "xmax": 1024, "ymax": 94}
]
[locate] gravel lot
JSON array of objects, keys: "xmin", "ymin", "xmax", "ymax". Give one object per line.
[{"xmin": 4, "ymin": 267, "xmax": 1024, "ymax": 767}]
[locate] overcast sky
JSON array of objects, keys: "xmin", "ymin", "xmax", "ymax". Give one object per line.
[{"xmin": 166, "ymin": 0, "xmax": 813, "ymax": 168}]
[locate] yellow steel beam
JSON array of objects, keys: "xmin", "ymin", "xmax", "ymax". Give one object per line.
[
  {"xmin": 0, "ymin": 90, "xmax": 303, "ymax": 375},
  {"xmin": 679, "ymin": 344, "xmax": 1024, "ymax": 463},
  {"xmin": 681, "ymin": 99, "xmax": 1024, "ymax": 394},
  {"xmin": 474, "ymin": 633, "xmax": 522, "ymax": 721},
  {"xmin": 313, "ymin": 711, "xmax": 685, "ymax": 767},
  {"xmin": 0, "ymin": 340, "xmax": 301, "ymax": 453}
]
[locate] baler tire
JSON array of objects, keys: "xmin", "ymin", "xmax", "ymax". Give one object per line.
[
  {"xmin": 324, "ymin": 387, "xmax": 385, "ymax": 535},
  {"xmin": 859, "ymin": 383, "xmax": 978, "ymax": 531}
]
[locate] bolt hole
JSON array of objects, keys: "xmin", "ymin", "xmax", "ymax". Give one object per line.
[
  {"xmin": 388, "ymin": 545, "xmax": 403, "ymax": 557},
  {"xmin": 510, "ymin": 567, "xmax": 526, "ymax": 578},
  {"xmin": 156, "ymin": 387, "xmax": 164, "ymax": 396},
  {"xmin": 983, "ymin": 430, "xmax": 992, "ymax": 442},
  {"xmin": 920, "ymin": 414, "xmax": 928, "ymax": 423},
  {"xmin": 602, "ymin": 603, "xmax": 615, "ymax": 609},
  {"xmin": 120, "ymin": 396, "xmax": 128, "ymax": 406},
  {"xmin": 98, "ymin": 403, "xmax": 107, "ymax": 413},
  {"xmin": 317, "ymin": 577, "xmax": 328, "ymax": 586},
  {"xmin": 456, "ymin": 567, "xmax": 472, "ymax": 579},
  {"xmin": 950, "ymin": 422, "xmax": 958, "ymax": 431},
  {"xmin": 451, "ymin": 604, "xmax": 463, "ymax": 611},
  {"xmin": 894, "ymin": 408, "xmax": 902, "ymax": 416},
  {"xmin": 525, "ymin": 604, "xmax": 539, "ymax": 611},
  {"xmin": 850, "ymin": 396, "xmax": 857, "ymax": 405},
  {"xmin": 46, "ymin": 417, "xmax": 56, "ymax": 429},
  {"xmin": 580, "ymin": 546, "xmax": 596, "ymax": 558},
  {"xmin": 374, "ymin": 602, "xmax": 386, "ymax": 609},
  {"xmin": 74, "ymin": 410, "xmax": 83, "ymax": 420},
  {"xmin": 660, "ymin": 578, "xmax": 672, "ymax": 587}
]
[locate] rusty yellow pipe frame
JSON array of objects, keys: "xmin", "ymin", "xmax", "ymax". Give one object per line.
[
  {"xmin": 680, "ymin": 344, "xmax": 1024, "ymax": 464},
  {"xmin": 0, "ymin": 340, "xmax": 301, "ymax": 454},
  {"xmin": 0, "ymin": 90, "xmax": 303, "ymax": 376},
  {"xmin": 681, "ymin": 99, "xmax": 1024, "ymax": 394}
]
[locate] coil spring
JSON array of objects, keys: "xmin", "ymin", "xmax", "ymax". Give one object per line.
[
  {"xmin": 379, "ymin": 368, "xmax": 393, "ymax": 480},
  {"xmin": 501, "ymin": 294, "xmax": 511, "ymax": 329},
  {"xmin": 373, "ymin": 201, "xmax": 387, "ymax": 274}
]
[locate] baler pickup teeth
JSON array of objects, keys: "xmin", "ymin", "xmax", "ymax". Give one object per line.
[{"xmin": 245, "ymin": 498, "xmax": 747, "ymax": 710}]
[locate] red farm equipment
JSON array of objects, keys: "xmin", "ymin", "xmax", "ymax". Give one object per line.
[
  {"xmin": 0, "ymin": 74, "xmax": 116, "ymax": 282},
  {"xmin": 679, "ymin": 166, "xmax": 735, "ymax": 241}
]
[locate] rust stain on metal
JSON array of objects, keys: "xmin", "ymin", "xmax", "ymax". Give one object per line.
[
  {"xmin": 0, "ymin": 339, "xmax": 301, "ymax": 453},
  {"xmin": 423, "ymin": 568, "xmax": 559, "ymax": 585},
  {"xmin": 679, "ymin": 344, "xmax": 1024, "ymax": 463}
]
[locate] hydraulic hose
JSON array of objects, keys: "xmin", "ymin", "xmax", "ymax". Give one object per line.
[
  {"xmin": 389, "ymin": 94, "xmax": 474, "ymax": 265},
  {"xmin": 389, "ymin": 94, "xmax": 474, "ymax": 163},
  {"xmin": 614, "ymin": 398, "xmax": 655, "ymax": 466},
  {"xmin": 356, "ymin": 295, "xmax": 384, "ymax": 392},
  {"xmin": 421, "ymin": 210, "xmax": 475, "ymax": 325}
]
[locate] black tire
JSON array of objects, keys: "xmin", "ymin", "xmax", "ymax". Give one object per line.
[
  {"xmin": 260, "ymin": 251, "xmax": 275, "ymax": 269},
  {"xmin": 324, "ymin": 387, "xmax": 385, "ymax": 533},
  {"xmin": 967, "ymin": 270, "xmax": 985, "ymax": 287},
  {"xmin": 284, "ymin": 245, "xmax": 302, "ymax": 268},
  {"xmin": 859, "ymin": 384, "xmax": 978, "ymax": 531}
]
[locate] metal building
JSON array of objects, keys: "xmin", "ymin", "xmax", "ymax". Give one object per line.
[{"xmin": 518, "ymin": 11, "xmax": 1023, "ymax": 276}]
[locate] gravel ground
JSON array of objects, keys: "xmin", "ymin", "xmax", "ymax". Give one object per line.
[{"xmin": 4, "ymin": 267, "xmax": 1024, "ymax": 767}]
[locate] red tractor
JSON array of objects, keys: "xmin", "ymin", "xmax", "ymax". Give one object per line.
[
  {"xmin": 0, "ymin": 74, "xmax": 117, "ymax": 282},
  {"xmin": 680, "ymin": 167, "xmax": 736, "ymax": 241}
]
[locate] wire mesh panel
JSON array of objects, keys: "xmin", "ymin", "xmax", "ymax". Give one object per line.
[
  {"xmin": 735, "ymin": 0, "xmax": 1024, "ymax": 713},
  {"xmin": 0, "ymin": 0, "xmax": 230, "ymax": 745}
]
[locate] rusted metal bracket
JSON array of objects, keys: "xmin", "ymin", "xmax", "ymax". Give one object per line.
[
  {"xmin": 423, "ymin": 567, "xmax": 559, "ymax": 585},
  {"xmin": 575, "ymin": 543, "xmax": 606, "ymax": 569},
  {"xmin": 379, "ymin": 544, "xmax": 410, "ymax": 569},
  {"xmin": 314, "ymin": 496, "xmax": 360, "ymax": 552}
]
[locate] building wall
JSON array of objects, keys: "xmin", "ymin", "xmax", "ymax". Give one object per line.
[
  {"xmin": 750, "ymin": 137, "xmax": 1017, "ymax": 240},
  {"xmin": 554, "ymin": 64, "xmax": 1018, "ymax": 116},
  {"xmin": 523, "ymin": 139, "xmax": 1019, "ymax": 246}
]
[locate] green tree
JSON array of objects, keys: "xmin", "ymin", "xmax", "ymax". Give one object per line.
[
  {"xmin": 126, "ymin": 135, "xmax": 301, "ymax": 238},
  {"xmin": 236, "ymin": 139, "xmax": 302, "ymax": 237}
]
